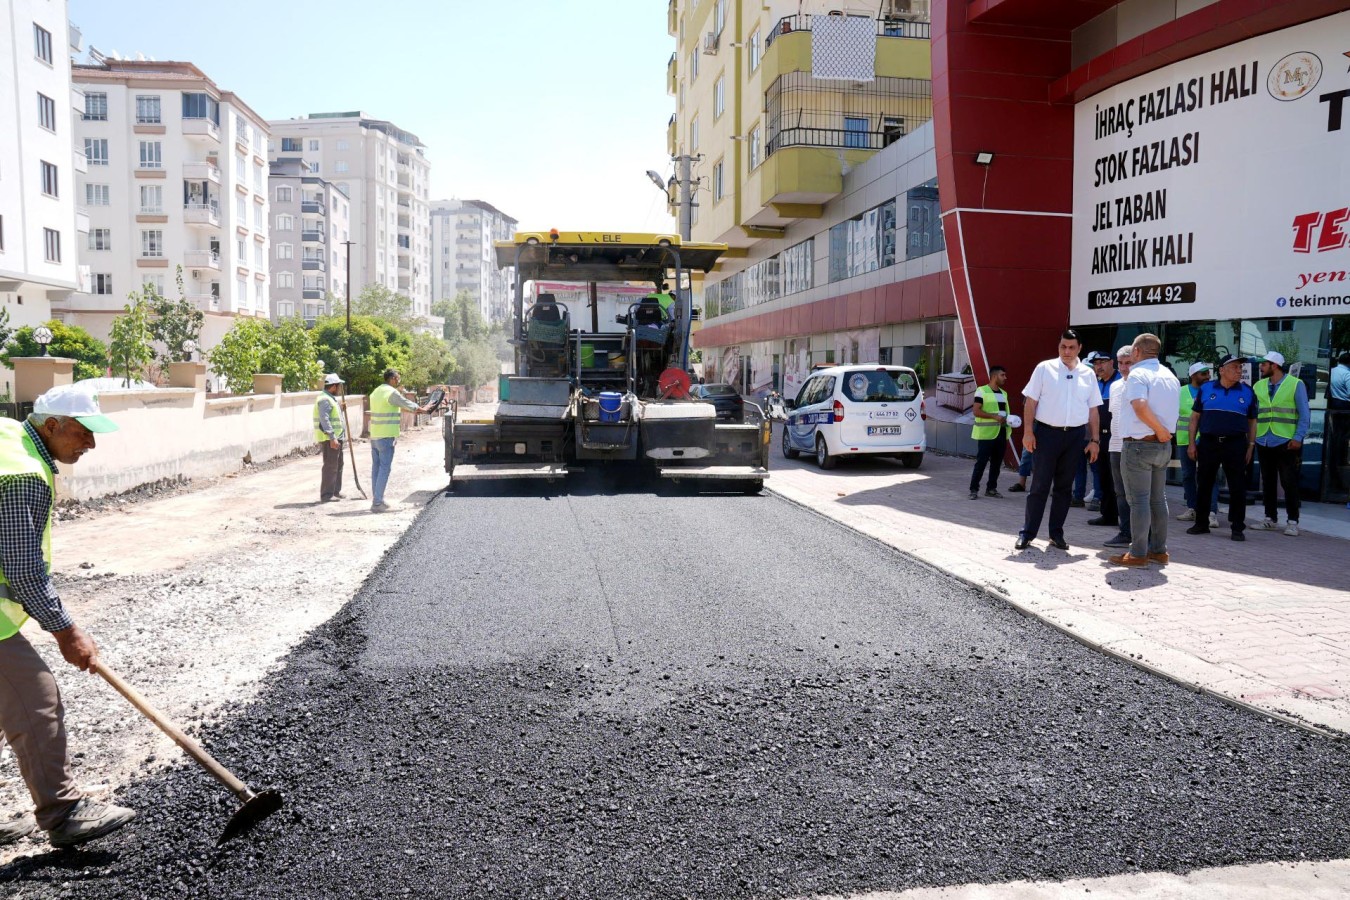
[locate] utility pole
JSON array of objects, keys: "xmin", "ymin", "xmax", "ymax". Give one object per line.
[
  {"xmin": 673, "ymin": 153, "xmax": 701, "ymax": 241},
  {"xmin": 342, "ymin": 240, "xmax": 355, "ymax": 333}
]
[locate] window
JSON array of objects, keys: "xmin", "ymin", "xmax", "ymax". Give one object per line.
[
  {"xmin": 712, "ymin": 160, "xmax": 724, "ymax": 202},
  {"xmin": 276, "ymin": 243, "xmax": 293, "ymax": 260},
  {"xmin": 678, "ymin": 81, "xmax": 685, "ymax": 110},
  {"xmin": 236, "ymin": 195, "xmax": 247, "ymax": 220},
  {"xmin": 40, "ymin": 161, "xmax": 58, "ymax": 197},
  {"xmin": 43, "ymin": 228, "xmax": 60, "ymax": 262},
  {"xmin": 138, "ymin": 141, "xmax": 163, "ymax": 168},
  {"xmin": 237, "ymin": 238, "xmax": 246, "ymax": 259},
  {"xmin": 34, "ymin": 23, "xmax": 53, "ymax": 63},
  {"xmin": 781, "ymin": 238, "xmax": 814, "ymax": 294},
  {"xmin": 142, "ymin": 274, "xmax": 165, "ymax": 294},
  {"xmin": 254, "ymin": 244, "xmax": 264, "ymax": 267},
  {"xmin": 714, "ymin": 75, "xmax": 725, "ymax": 119},
  {"xmin": 0, "ymin": 216, "xmax": 5, "ymax": 252},
  {"xmin": 38, "ymin": 93, "xmax": 56, "ymax": 131},
  {"xmin": 829, "ymin": 200, "xmax": 897, "ymax": 282},
  {"xmin": 308, "ymin": 140, "xmax": 319, "ymax": 151},
  {"xmin": 81, "ymin": 91, "xmax": 106, "ymax": 121},
  {"xmin": 749, "ymin": 28, "xmax": 761, "ymax": 72},
  {"xmin": 141, "ymin": 230, "xmax": 164, "ymax": 257},
  {"xmin": 276, "ymin": 185, "xmax": 293, "ymax": 202},
  {"xmin": 690, "ymin": 51, "xmax": 698, "ymax": 81},
  {"xmin": 309, "ymin": 161, "xmax": 320, "ymax": 174},
  {"xmin": 713, "ymin": 0, "xmax": 726, "ymax": 36},
  {"xmin": 84, "ymin": 138, "xmax": 108, "ymax": 165},
  {"xmin": 844, "ymin": 116, "xmax": 869, "ymax": 149},
  {"xmin": 690, "ymin": 116, "xmax": 700, "ymax": 152},
  {"xmin": 335, "ymin": 161, "xmax": 348, "ymax": 173},
  {"xmin": 182, "ymin": 92, "xmax": 219, "ymax": 124},
  {"xmin": 276, "ymin": 214, "xmax": 293, "ymax": 230},
  {"xmin": 281, "ymin": 138, "xmax": 302, "ymax": 152},
  {"xmin": 235, "ymin": 155, "xmax": 247, "ymax": 181},
  {"xmin": 906, "ymin": 178, "xmax": 944, "ymax": 259},
  {"xmin": 882, "ymin": 116, "xmax": 905, "ymax": 147},
  {"xmin": 93, "ymin": 274, "xmax": 113, "ymax": 295},
  {"xmin": 748, "ymin": 125, "xmax": 762, "ymax": 170},
  {"xmin": 237, "ymin": 277, "xmax": 248, "ymax": 302},
  {"xmin": 139, "ymin": 184, "xmax": 162, "ymax": 213},
  {"xmin": 336, "ymin": 140, "xmax": 349, "ymax": 151},
  {"xmin": 276, "ymin": 271, "xmax": 294, "ymax": 288},
  {"xmin": 88, "ymin": 228, "xmax": 112, "ymax": 250},
  {"xmin": 136, "ymin": 95, "xmax": 161, "ymax": 124},
  {"xmin": 277, "ymin": 300, "xmax": 294, "ymax": 318},
  {"xmin": 254, "ymin": 206, "xmax": 263, "ymax": 230},
  {"xmin": 85, "ymin": 183, "xmax": 110, "ymax": 206}
]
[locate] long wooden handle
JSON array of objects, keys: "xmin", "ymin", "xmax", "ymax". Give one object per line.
[{"xmin": 90, "ymin": 659, "xmax": 251, "ymax": 799}]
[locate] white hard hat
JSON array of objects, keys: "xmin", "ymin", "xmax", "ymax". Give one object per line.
[
  {"xmin": 1006, "ymin": 414, "xmax": 1023, "ymax": 428},
  {"xmin": 33, "ymin": 384, "xmax": 119, "ymax": 433},
  {"xmin": 324, "ymin": 373, "xmax": 345, "ymax": 386},
  {"xmin": 1262, "ymin": 351, "xmax": 1285, "ymax": 368}
]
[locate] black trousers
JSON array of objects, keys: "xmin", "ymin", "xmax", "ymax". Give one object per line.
[
  {"xmin": 1020, "ymin": 422, "xmax": 1086, "ymax": 541},
  {"xmin": 969, "ymin": 437, "xmax": 1004, "ymax": 491},
  {"xmin": 1195, "ymin": 435, "xmax": 1248, "ymax": 533},
  {"xmin": 1257, "ymin": 441, "xmax": 1301, "ymax": 522},
  {"xmin": 320, "ymin": 441, "xmax": 345, "ymax": 500}
]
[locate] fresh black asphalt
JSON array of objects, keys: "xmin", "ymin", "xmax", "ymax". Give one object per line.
[{"xmin": 4, "ymin": 471, "xmax": 1349, "ymax": 898}]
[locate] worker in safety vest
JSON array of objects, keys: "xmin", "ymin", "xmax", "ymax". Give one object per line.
[
  {"xmin": 1175, "ymin": 362, "xmax": 1218, "ymax": 527},
  {"xmin": 653, "ymin": 282, "xmax": 676, "ymax": 318},
  {"xmin": 0, "ymin": 385, "xmax": 136, "ymax": 848},
  {"xmin": 1253, "ymin": 351, "xmax": 1310, "ymax": 536},
  {"xmin": 968, "ymin": 365, "xmax": 1010, "ymax": 499},
  {"xmin": 368, "ymin": 368, "xmax": 432, "ymax": 512},
  {"xmin": 315, "ymin": 373, "xmax": 346, "ymax": 503}
]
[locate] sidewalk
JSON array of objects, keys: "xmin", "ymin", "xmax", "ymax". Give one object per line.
[{"xmin": 763, "ymin": 428, "xmax": 1350, "ymax": 734}]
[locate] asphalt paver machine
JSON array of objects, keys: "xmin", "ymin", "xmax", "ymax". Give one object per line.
[{"xmin": 444, "ymin": 231, "xmax": 769, "ymax": 492}]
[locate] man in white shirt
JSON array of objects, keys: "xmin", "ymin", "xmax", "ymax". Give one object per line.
[
  {"xmin": 1111, "ymin": 333, "xmax": 1181, "ymax": 567},
  {"xmin": 1102, "ymin": 346, "xmax": 1135, "ymax": 550},
  {"xmin": 1016, "ymin": 330, "xmax": 1102, "ymax": 551}
]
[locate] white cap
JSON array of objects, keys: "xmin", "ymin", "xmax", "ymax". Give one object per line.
[
  {"xmin": 323, "ymin": 373, "xmax": 345, "ymax": 386},
  {"xmin": 1188, "ymin": 362, "xmax": 1212, "ymax": 377},
  {"xmin": 1262, "ymin": 351, "xmax": 1285, "ymax": 368},
  {"xmin": 33, "ymin": 384, "xmax": 119, "ymax": 433}
]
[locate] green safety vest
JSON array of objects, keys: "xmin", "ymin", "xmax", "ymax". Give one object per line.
[
  {"xmin": 369, "ymin": 383, "xmax": 403, "ymax": 439},
  {"xmin": 313, "ymin": 392, "xmax": 346, "ymax": 443},
  {"xmin": 0, "ymin": 419, "xmax": 54, "ymax": 640},
  {"xmin": 1254, "ymin": 375, "xmax": 1300, "ymax": 441},
  {"xmin": 970, "ymin": 385, "xmax": 1008, "ymax": 440},
  {"xmin": 1177, "ymin": 385, "xmax": 1198, "ymax": 446},
  {"xmin": 654, "ymin": 293, "xmax": 675, "ymax": 315}
]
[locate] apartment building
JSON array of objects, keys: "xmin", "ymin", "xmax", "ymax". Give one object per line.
[
  {"xmin": 266, "ymin": 112, "xmax": 437, "ymax": 331},
  {"xmin": 0, "ymin": 2, "xmax": 85, "ymax": 397},
  {"xmin": 430, "ymin": 199, "xmax": 516, "ymax": 324},
  {"xmin": 61, "ymin": 58, "xmax": 271, "ymax": 352},
  {"xmin": 267, "ymin": 158, "xmax": 351, "ymax": 325}
]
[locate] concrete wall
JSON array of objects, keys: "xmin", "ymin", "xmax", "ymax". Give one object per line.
[{"xmin": 57, "ymin": 388, "xmax": 368, "ymax": 501}]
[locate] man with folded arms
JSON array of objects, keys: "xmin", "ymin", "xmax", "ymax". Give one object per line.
[{"xmin": 1111, "ymin": 334, "xmax": 1180, "ymax": 567}]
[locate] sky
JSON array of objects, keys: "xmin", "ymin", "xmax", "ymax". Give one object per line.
[{"xmin": 67, "ymin": 0, "xmax": 679, "ymax": 233}]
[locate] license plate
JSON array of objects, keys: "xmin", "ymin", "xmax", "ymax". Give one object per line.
[{"xmin": 868, "ymin": 425, "xmax": 903, "ymax": 435}]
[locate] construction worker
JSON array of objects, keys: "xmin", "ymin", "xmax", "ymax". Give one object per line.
[
  {"xmin": 653, "ymin": 282, "xmax": 676, "ymax": 318},
  {"xmin": 368, "ymin": 368, "xmax": 433, "ymax": 513},
  {"xmin": 1253, "ymin": 351, "xmax": 1310, "ymax": 536},
  {"xmin": 315, "ymin": 374, "xmax": 346, "ymax": 503},
  {"xmin": 0, "ymin": 385, "xmax": 136, "ymax": 847},
  {"xmin": 1175, "ymin": 361, "xmax": 1218, "ymax": 527},
  {"xmin": 968, "ymin": 365, "xmax": 1010, "ymax": 499}
]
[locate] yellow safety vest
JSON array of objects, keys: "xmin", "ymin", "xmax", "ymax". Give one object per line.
[
  {"xmin": 1177, "ymin": 385, "xmax": 1198, "ymax": 446},
  {"xmin": 970, "ymin": 385, "xmax": 1008, "ymax": 440},
  {"xmin": 0, "ymin": 419, "xmax": 54, "ymax": 640},
  {"xmin": 369, "ymin": 383, "xmax": 403, "ymax": 439},
  {"xmin": 313, "ymin": 392, "xmax": 346, "ymax": 443},
  {"xmin": 1254, "ymin": 375, "xmax": 1300, "ymax": 441},
  {"xmin": 654, "ymin": 293, "xmax": 675, "ymax": 315}
]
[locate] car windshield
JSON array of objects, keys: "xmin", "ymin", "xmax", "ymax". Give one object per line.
[
  {"xmin": 702, "ymin": 384, "xmax": 738, "ymax": 397},
  {"xmin": 840, "ymin": 370, "xmax": 919, "ymax": 403}
]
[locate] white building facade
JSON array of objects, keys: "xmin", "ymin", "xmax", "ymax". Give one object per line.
[
  {"xmin": 62, "ymin": 59, "xmax": 271, "ymax": 353},
  {"xmin": 430, "ymin": 199, "xmax": 516, "ymax": 324},
  {"xmin": 0, "ymin": 1, "xmax": 85, "ymax": 397},
  {"xmin": 266, "ymin": 112, "xmax": 435, "ymax": 329},
  {"xmin": 267, "ymin": 158, "xmax": 350, "ymax": 325}
]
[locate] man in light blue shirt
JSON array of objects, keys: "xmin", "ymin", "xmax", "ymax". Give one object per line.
[
  {"xmin": 1330, "ymin": 352, "xmax": 1350, "ymax": 500},
  {"xmin": 1111, "ymin": 333, "xmax": 1180, "ymax": 567}
]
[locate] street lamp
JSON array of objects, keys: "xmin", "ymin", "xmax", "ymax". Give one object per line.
[
  {"xmin": 33, "ymin": 326, "xmax": 53, "ymax": 357},
  {"xmin": 181, "ymin": 338, "xmax": 197, "ymax": 362},
  {"xmin": 645, "ymin": 169, "xmax": 667, "ymax": 191}
]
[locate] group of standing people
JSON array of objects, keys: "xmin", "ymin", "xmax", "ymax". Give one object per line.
[{"xmin": 969, "ymin": 330, "xmax": 1316, "ymax": 566}]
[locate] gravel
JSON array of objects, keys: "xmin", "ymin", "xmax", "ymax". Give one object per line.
[{"xmin": 3, "ymin": 473, "xmax": 1348, "ymax": 899}]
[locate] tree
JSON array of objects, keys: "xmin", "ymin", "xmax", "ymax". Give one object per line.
[
  {"xmin": 207, "ymin": 318, "xmax": 272, "ymax": 394},
  {"xmin": 260, "ymin": 317, "xmax": 323, "ymax": 392},
  {"xmin": 108, "ymin": 298, "xmax": 155, "ymax": 387},
  {"xmin": 311, "ymin": 315, "xmax": 410, "ymax": 396},
  {"xmin": 0, "ymin": 320, "xmax": 109, "ymax": 382},
  {"xmin": 147, "ymin": 266, "xmax": 204, "ymax": 365},
  {"xmin": 404, "ymin": 331, "xmax": 456, "ymax": 389},
  {"xmin": 449, "ymin": 340, "xmax": 500, "ymax": 390},
  {"xmin": 0, "ymin": 306, "xmax": 14, "ymax": 354},
  {"xmin": 353, "ymin": 283, "xmax": 423, "ymax": 332}
]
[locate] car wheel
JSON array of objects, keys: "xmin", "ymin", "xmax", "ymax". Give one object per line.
[
  {"xmin": 815, "ymin": 434, "xmax": 836, "ymax": 470},
  {"xmin": 900, "ymin": 452, "xmax": 923, "ymax": 469},
  {"xmin": 781, "ymin": 424, "xmax": 800, "ymax": 459}
]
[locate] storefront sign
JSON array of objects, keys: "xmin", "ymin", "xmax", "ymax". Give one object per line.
[{"xmin": 1071, "ymin": 11, "xmax": 1350, "ymax": 324}]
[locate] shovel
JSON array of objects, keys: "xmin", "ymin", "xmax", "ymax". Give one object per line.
[
  {"xmin": 339, "ymin": 387, "xmax": 368, "ymax": 500},
  {"xmin": 90, "ymin": 659, "xmax": 283, "ymax": 845}
]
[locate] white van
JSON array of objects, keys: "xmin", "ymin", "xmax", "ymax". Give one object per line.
[{"xmin": 781, "ymin": 365, "xmax": 926, "ymax": 469}]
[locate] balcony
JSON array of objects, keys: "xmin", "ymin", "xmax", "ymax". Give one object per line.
[
  {"xmin": 302, "ymin": 289, "xmax": 325, "ymax": 301},
  {"xmin": 302, "ymin": 257, "xmax": 326, "ymax": 272},
  {"xmin": 667, "ymin": 114, "xmax": 677, "ymax": 156},
  {"xmin": 184, "ymin": 249, "xmax": 222, "ymax": 271},
  {"xmin": 667, "ymin": 0, "xmax": 677, "ymax": 36},
  {"xmin": 397, "ymin": 214, "xmax": 411, "ymax": 230},
  {"xmin": 302, "ymin": 229, "xmax": 326, "ymax": 244},
  {"xmin": 183, "ymin": 160, "xmax": 221, "ymax": 184},
  {"xmin": 667, "ymin": 53, "xmax": 677, "ymax": 96},
  {"xmin": 764, "ymin": 14, "xmax": 930, "ymax": 50},
  {"xmin": 187, "ymin": 292, "xmax": 220, "ymax": 311},
  {"xmin": 396, "ymin": 172, "xmax": 412, "ymax": 188},
  {"xmin": 301, "ymin": 199, "xmax": 326, "ymax": 215},
  {"xmin": 73, "ymin": 149, "xmax": 88, "ymax": 175},
  {"xmin": 184, "ymin": 203, "xmax": 222, "ymax": 229},
  {"xmin": 183, "ymin": 117, "xmax": 221, "ymax": 143}
]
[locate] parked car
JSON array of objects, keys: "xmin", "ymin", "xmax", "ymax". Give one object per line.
[
  {"xmin": 689, "ymin": 382, "xmax": 744, "ymax": 422},
  {"xmin": 781, "ymin": 365, "xmax": 925, "ymax": 469}
]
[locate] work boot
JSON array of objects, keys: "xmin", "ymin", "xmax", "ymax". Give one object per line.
[
  {"xmin": 46, "ymin": 799, "xmax": 136, "ymax": 848},
  {"xmin": 0, "ymin": 812, "xmax": 36, "ymax": 846}
]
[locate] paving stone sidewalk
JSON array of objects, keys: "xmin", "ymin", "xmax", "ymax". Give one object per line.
[{"xmin": 763, "ymin": 430, "xmax": 1350, "ymax": 734}]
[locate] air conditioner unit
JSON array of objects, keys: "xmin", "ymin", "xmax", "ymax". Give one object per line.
[
  {"xmin": 702, "ymin": 31, "xmax": 719, "ymax": 55},
  {"xmin": 192, "ymin": 269, "xmax": 201, "ymax": 279}
]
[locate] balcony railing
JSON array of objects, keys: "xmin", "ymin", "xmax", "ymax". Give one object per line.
[
  {"xmin": 183, "ymin": 203, "xmax": 221, "ymax": 227},
  {"xmin": 184, "ymin": 249, "xmax": 221, "ymax": 270},
  {"xmin": 767, "ymin": 126, "xmax": 907, "ymax": 154},
  {"xmin": 302, "ymin": 289, "xmax": 324, "ymax": 300},
  {"xmin": 302, "ymin": 229, "xmax": 326, "ymax": 244},
  {"xmin": 183, "ymin": 160, "xmax": 221, "ymax": 183},
  {"xmin": 301, "ymin": 199, "xmax": 326, "ymax": 215},
  {"xmin": 764, "ymin": 14, "xmax": 930, "ymax": 49},
  {"xmin": 182, "ymin": 117, "xmax": 221, "ymax": 141},
  {"xmin": 302, "ymin": 257, "xmax": 326, "ymax": 272}
]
